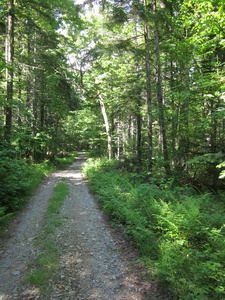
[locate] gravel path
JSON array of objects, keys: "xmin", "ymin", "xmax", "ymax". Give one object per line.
[{"xmin": 0, "ymin": 153, "xmax": 158, "ymax": 300}]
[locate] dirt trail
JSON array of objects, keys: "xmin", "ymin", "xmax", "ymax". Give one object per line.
[{"xmin": 0, "ymin": 153, "xmax": 158, "ymax": 300}]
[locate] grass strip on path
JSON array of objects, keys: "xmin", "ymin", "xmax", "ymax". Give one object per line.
[{"xmin": 26, "ymin": 180, "xmax": 69, "ymax": 292}]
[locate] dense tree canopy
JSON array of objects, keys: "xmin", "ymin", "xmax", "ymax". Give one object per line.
[
  {"xmin": 0, "ymin": 0, "xmax": 82, "ymax": 157},
  {"xmin": 0, "ymin": 0, "xmax": 225, "ymax": 185}
]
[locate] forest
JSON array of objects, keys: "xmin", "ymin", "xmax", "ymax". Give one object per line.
[{"xmin": 0, "ymin": 0, "xmax": 225, "ymax": 298}]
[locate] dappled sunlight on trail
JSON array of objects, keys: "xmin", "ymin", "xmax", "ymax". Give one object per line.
[{"xmin": 52, "ymin": 170, "xmax": 82, "ymax": 179}]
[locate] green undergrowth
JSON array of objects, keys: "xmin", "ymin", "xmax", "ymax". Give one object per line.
[
  {"xmin": 26, "ymin": 181, "xmax": 69, "ymax": 292},
  {"xmin": 83, "ymin": 158, "xmax": 225, "ymax": 299},
  {"xmin": 0, "ymin": 149, "xmax": 76, "ymax": 231}
]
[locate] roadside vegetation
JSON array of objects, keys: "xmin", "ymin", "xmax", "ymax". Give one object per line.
[
  {"xmin": 83, "ymin": 158, "xmax": 225, "ymax": 299},
  {"xmin": 0, "ymin": 146, "xmax": 76, "ymax": 232}
]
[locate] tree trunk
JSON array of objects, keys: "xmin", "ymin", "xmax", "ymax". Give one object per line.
[
  {"xmin": 152, "ymin": 0, "xmax": 170, "ymax": 176},
  {"xmin": 133, "ymin": 23, "xmax": 143, "ymax": 166},
  {"xmin": 33, "ymin": 35, "xmax": 38, "ymax": 127},
  {"xmin": 4, "ymin": 0, "xmax": 14, "ymax": 143},
  {"xmin": 143, "ymin": 0, "xmax": 153, "ymax": 173},
  {"xmin": 97, "ymin": 91, "xmax": 112, "ymax": 159},
  {"xmin": 136, "ymin": 101, "xmax": 142, "ymax": 164},
  {"xmin": 176, "ymin": 64, "xmax": 190, "ymax": 172}
]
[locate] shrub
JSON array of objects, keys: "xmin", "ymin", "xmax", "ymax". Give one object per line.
[{"xmin": 0, "ymin": 149, "xmax": 30, "ymax": 212}]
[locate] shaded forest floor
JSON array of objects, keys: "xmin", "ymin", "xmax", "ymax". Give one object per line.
[{"xmin": 0, "ymin": 153, "xmax": 160, "ymax": 300}]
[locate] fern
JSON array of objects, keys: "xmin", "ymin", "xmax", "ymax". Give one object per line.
[
  {"xmin": 84, "ymin": 157, "xmax": 225, "ymax": 299},
  {"xmin": 0, "ymin": 206, "xmax": 13, "ymax": 228}
]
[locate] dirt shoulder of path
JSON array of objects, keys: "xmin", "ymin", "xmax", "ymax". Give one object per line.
[{"xmin": 0, "ymin": 153, "xmax": 161, "ymax": 300}]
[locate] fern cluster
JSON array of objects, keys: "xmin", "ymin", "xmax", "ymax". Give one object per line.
[{"xmin": 83, "ymin": 158, "xmax": 225, "ymax": 299}]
